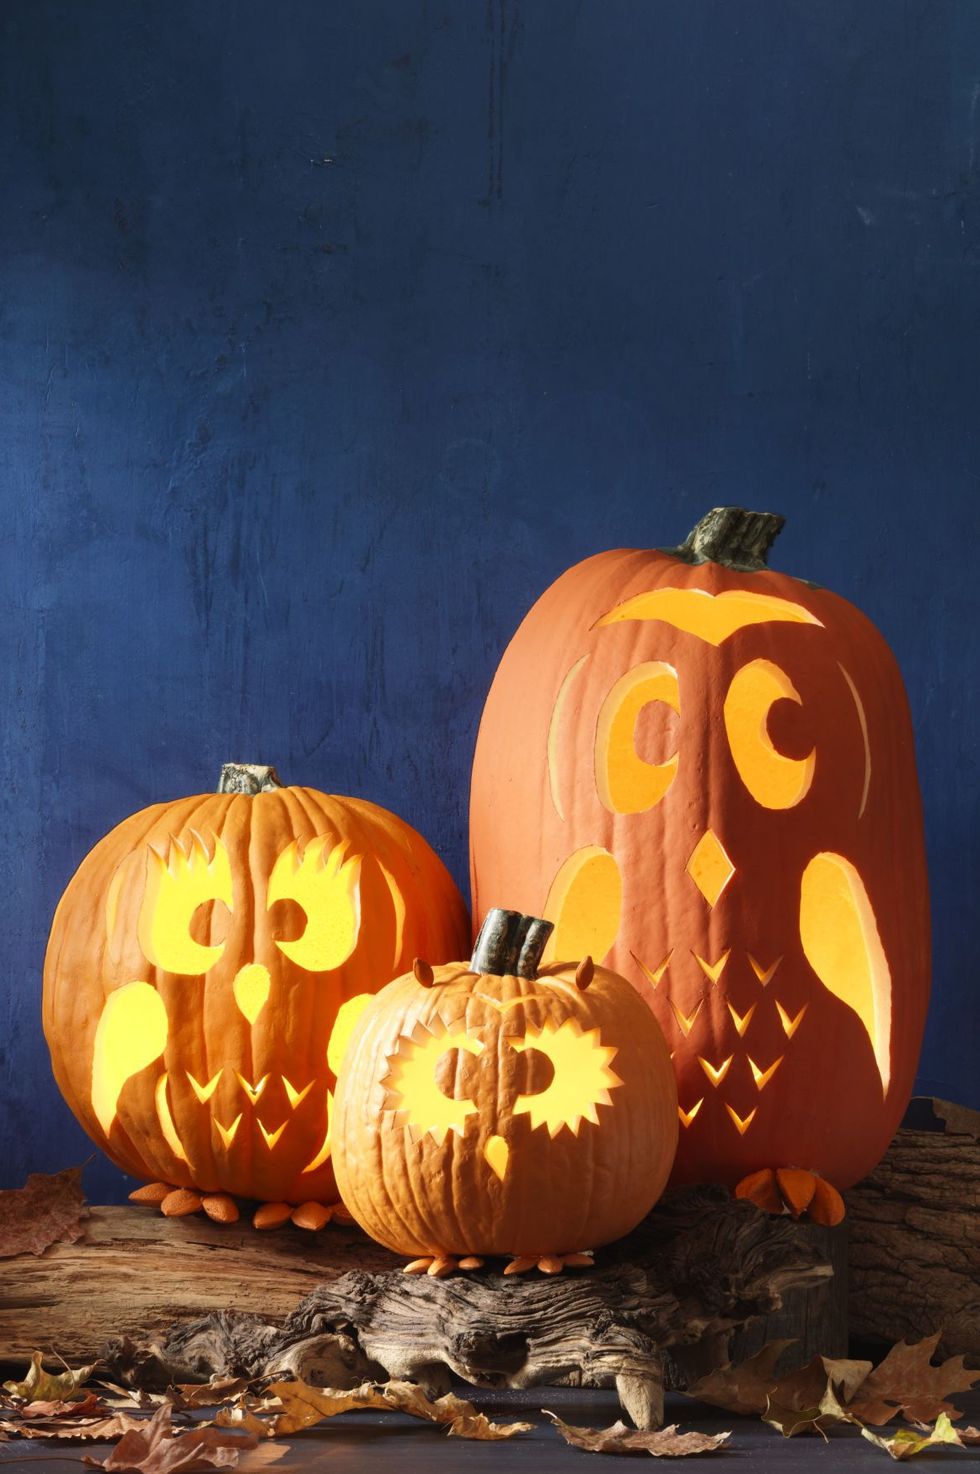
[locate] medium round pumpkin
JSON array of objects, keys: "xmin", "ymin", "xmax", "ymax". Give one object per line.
[
  {"xmin": 469, "ymin": 508, "xmax": 930, "ymax": 1194},
  {"xmin": 43, "ymin": 763, "xmax": 470, "ymax": 1205},
  {"xmin": 332, "ymin": 909, "xmax": 678, "ymax": 1259}
]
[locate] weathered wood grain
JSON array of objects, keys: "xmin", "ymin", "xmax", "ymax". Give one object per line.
[{"xmin": 846, "ymin": 1106, "xmax": 980, "ymax": 1360}]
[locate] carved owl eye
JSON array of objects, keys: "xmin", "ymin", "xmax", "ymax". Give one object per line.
[
  {"xmin": 723, "ymin": 658, "xmax": 815, "ymax": 809},
  {"xmin": 266, "ymin": 836, "xmax": 362, "ymax": 972},
  {"xmin": 136, "ymin": 834, "xmax": 234, "ymax": 975}
]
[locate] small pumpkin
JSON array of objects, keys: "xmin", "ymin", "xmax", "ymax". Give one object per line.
[
  {"xmin": 43, "ymin": 763, "xmax": 470, "ymax": 1211},
  {"xmin": 332, "ymin": 908, "xmax": 678, "ymax": 1265},
  {"xmin": 469, "ymin": 508, "xmax": 931, "ymax": 1206}
]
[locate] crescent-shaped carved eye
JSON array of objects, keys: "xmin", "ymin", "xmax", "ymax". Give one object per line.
[
  {"xmin": 267, "ymin": 836, "xmax": 362, "ymax": 972},
  {"xmin": 723, "ymin": 659, "xmax": 815, "ymax": 809},
  {"xmin": 137, "ymin": 834, "xmax": 234, "ymax": 974},
  {"xmin": 594, "ymin": 661, "xmax": 680, "ymax": 815}
]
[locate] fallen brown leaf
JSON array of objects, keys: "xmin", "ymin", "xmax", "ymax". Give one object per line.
[
  {"xmin": 22, "ymin": 1392, "xmax": 105, "ymax": 1418},
  {"xmin": 172, "ymin": 1381, "xmax": 250, "ymax": 1410},
  {"xmin": 544, "ymin": 1412, "xmax": 730, "ymax": 1456},
  {"xmin": 687, "ymin": 1339, "xmax": 797, "ymax": 1414},
  {"xmin": 0, "ymin": 1411, "xmax": 146, "ymax": 1442},
  {"xmin": 82, "ymin": 1403, "xmax": 263, "ymax": 1472},
  {"xmin": 264, "ymin": 1377, "xmax": 531, "ymax": 1440},
  {"xmin": 0, "ymin": 1166, "xmax": 89, "ymax": 1257},
  {"xmin": 847, "ymin": 1334, "xmax": 980, "ymax": 1426},
  {"xmin": 3, "ymin": 1350, "xmax": 98, "ymax": 1402}
]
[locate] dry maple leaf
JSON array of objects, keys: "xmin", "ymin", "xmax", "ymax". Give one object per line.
[
  {"xmin": 847, "ymin": 1334, "xmax": 980, "ymax": 1426},
  {"xmin": 81, "ymin": 1403, "xmax": 265, "ymax": 1473},
  {"xmin": 860, "ymin": 1411, "xmax": 980, "ymax": 1460},
  {"xmin": 4, "ymin": 1351, "xmax": 97, "ymax": 1402},
  {"xmin": 544, "ymin": 1412, "xmax": 731, "ymax": 1456},
  {"xmin": 264, "ymin": 1377, "xmax": 531, "ymax": 1440},
  {"xmin": 0, "ymin": 1166, "xmax": 89, "ymax": 1258},
  {"xmin": 686, "ymin": 1339, "xmax": 797, "ymax": 1415},
  {"xmin": 1, "ymin": 1410, "xmax": 147, "ymax": 1442}
]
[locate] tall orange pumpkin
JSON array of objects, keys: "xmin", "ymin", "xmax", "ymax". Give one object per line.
[
  {"xmin": 44, "ymin": 764, "xmax": 469, "ymax": 1210},
  {"xmin": 469, "ymin": 508, "xmax": 930, "ymax": 1199}
]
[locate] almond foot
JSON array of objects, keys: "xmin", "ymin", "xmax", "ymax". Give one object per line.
[{"xmin": 735, "ymin": 1167, "xmax": 845, "ymax": 1224}]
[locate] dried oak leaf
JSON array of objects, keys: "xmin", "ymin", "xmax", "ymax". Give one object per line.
[
  {"xmin": 860, "ymin": 1411, "xmax": 980, "ymax": 1460},
  {"xmin": 1, "ymin": 1411, "xmax": 147, "ymax": 1442},
  {"xmin": 686, "ymin": 1340, "xmax": 797, "ymax": 1415},
  {"xmin": 82, "ymin": 1403, "xmax": 265, "ymax": 1472},
  {"xmin": 544, "ymin": 1412, "xmax": 730, "ymax": 1456},
  {"xmin": 847, "ymin": 1334, "xmax": 980, "ymax": 1426},
  {"xmin": 0, "ymin": 1166, "xmax": 89, "ymax": 1257},
  {"xmin": 762, "ymin": 1356, "xmax": 872, "ymax": 1439},
  {"xmin": 3, "ymin": 1351, "xmax": 98, "ymax": 1402},
  {"xmin": 264, "ymin": 1378, "xmax": 531, "ymax": 1440}
]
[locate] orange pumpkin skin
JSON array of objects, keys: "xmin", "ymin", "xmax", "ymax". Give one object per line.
[
  {"xmin": 43, "ymin": 770, "xmax": 469, "ymax": 1204},
  {"xmin": 332, "ymin": 934, "xmax": 678, "ymax": 1257},
  {"xmin": 469, "ymin": 511, "xmax": 930, "ymax": 1192}
]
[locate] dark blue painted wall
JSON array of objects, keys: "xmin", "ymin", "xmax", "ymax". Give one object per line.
[{"xmin": 2, "ymin": 1, "xmax": 977, "ymax": 1199}]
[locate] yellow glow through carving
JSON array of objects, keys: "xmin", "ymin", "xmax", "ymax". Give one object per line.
[
  {"xmin": 327, "ymin": 993, "xmax": 375, "ymax": 1077},
  {"xmin": 259, "ymin": 1120, "xmax": 288, "ymax": 1150},
  {"xmin": 631, "ymin": 949, "xmax": 672, "ymax": 987},
  {"xmin": 187, "ymin": 1069, "xmax": 223, "ymax": 1103},
  {"xmin": 597, "ymin": 587, "xmax": 823, "ymax": 645},
  {"xmin": 725, "ymin": 1103, "xmax": 757, "ymax": 1135},
  {"xmin": 724, "ymin": 659, "xmax": 815, "ymax": 809},
  {"xmin": 91, "ymin": 981, "xmax": 168, "ymax": 1136},
  {"xmin": 697, "ymin": 1054, "xmax": 733, "ymax": 1087},
  {"xmin": 268, "ymin": 836, "xmax": 361, "ymax": 972},
  {"xmin": 154, "ymin": 1072, "xmax": 189, "ymax": 1164},
  {"xmin": 542, "ymin": 845, "xmax": 622, "ymax": 965},
  {"xmin": 748, "ymin": 1055, "xmax": 783, "ymax": 1091},
  {"xmin": 215, "ymin": 1114, "xmax": 242, "ymax": 1149},
  {"xmin": 232, "ymin": 963, "xmax": 271, "ymax": 1024},
  {"xmin": 548, "ymin": 654, "xmax": 589, "ymax": 821},
  {"xmin": 694, "ymin": 949, "xmax": 730, "ymax": 984},
  {"xmin": 668, "ymin": 997, "xmax": 703, "ymax": 1036},
  {"xmin": 594, "ymin": 661, "xmax": 679, "ymax": 814},
  {"xmin": 383, "ymin": 1027, "xmax": 484, "ymax": 1144},
  {"xmin": 235, "ymin": 1072, "xmax": 268, "ymax": 1105},
  {"xmin": 484, "ymin": 1134, "xmax": 510, "ymax": 1180},
  {"xmin": 748, "ymin": 954, "xmax": 781, "ymax": 986},
  {"xmin": 839, "ymin": 663, "xmax": 872, "ymax": 818},
  {"xmin": 138, "ymin": 834, "xmax": 234, "ymax": 975},
  {"xmin": 301, "ymin": 1091, "xmax": 334, "ymax": 1174},
  {"xmin": 686, "ymin": 831, "xmax": 735, "ymax": 908},
  {"xmin": 727, "ymin": 1001, "xmax": 756, "ymax": 1036},
  {"xmin": 775, "ymin": 1000, "xmax": 807, "ymax": 1038},
  {"xmin": 800, "ymin": 852, "xmax": 891, "ymax": 1092},
  {"xmin": 283, "ymin": 1076, "xmax": 313, "ymax": 1109},
  {"xmin": 511, "ymin": 1020, "xmax": 622, "ymax": 1137},
  {"xmin": 678, "ymin": 1098, "xmax": 703, "ymax": 1127}
]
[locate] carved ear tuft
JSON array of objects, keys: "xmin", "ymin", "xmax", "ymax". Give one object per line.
[
  {"xmin": 413, "ymin": 958, "xmax": 435, "ymax": 988},
  {"xmin": 575, "ymin": 956, "xmax": 595, "ymax": 991}
]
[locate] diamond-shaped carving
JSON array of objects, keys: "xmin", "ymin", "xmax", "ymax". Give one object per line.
[{"xmin": 686, "ymin": 830, "xmax": 735, "ymax": 907}]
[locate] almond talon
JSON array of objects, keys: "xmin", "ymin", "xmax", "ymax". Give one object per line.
[
  {"xmin": 404, "ymin": 1257, "xmax": 433, "ymax": 1274},
  {"xmin": 161, "ymin": 1188, "xmax": 203, "ymax": 1217},
  {"xmin": 504, "ymin": 1255, "xmax": 538, "ymax": 1275},
  {"xmin": 253, "ymin": 1201, "xmax": 292, "ymax": 1230},
  {"xmin": 427, "ymin": 1256, "xmax": 456, "ymax": 1277},
  {"xmin": 202, "ymin": 1192, "xmax": 239, "ymax": 1224},
  {"xmin": 129, "ymin": 1182, "xmax": 173, "ymax": 1206},
  {"xmin": 458, "ymin": 1256, "xmax": 484, "ymax": 1270},
  {"xmin": 291, "ymin": 1201, "xmax": 332, "ymax": 1231},
  {"xmin": 562, "ymin": 1251, "xmax": 595, "ymax": 1268}
]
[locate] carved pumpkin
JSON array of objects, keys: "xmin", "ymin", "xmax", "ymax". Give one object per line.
[
  {"xmin": 43, "ymin": 763, "xmax": 469, "ymax": 1208},
  {"xmin": 469, "ymin": 509, "xmax": 930, "ymax": 1199},
  {"xmin": 333, "ymin": 908, "xmax": 678, "ymax": 1265}
]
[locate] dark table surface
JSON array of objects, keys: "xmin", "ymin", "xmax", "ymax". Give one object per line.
[{"xmin": 3, "ymin": 1386, "xmax": 980, "ymax": 1472}]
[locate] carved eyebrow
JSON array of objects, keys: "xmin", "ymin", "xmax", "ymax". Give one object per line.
[{"xmin": 596, "ymin": 587, "xmax": 823, "ymax": 645}]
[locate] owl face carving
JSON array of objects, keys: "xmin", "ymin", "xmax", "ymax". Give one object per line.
[
  {"xmin": 470, "ymin": 533, "xmax": 931, "ymax": 1191},
  {"xmin": 332, "ymin": 949, "xmax": 678, "ymax": 1259},
  {"xmin": 43, "ymin": 779, "xmax": 470, "ymax": 1204}
]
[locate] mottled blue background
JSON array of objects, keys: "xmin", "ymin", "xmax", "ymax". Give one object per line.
[{"xmin": 1, "ymin": 2, "xmax": 977, "ymax": 1199}]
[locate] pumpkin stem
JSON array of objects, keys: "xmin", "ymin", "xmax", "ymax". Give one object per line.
[
  {"xmin": 217, "ymin": 764, "xmax": 284, "ymax": 794},
  {"xmin": 471, "ymin": 909, "xmax": 554, "ymax": 979},
  {"xmin": 670, "ymin": 506, "xmax": 785, "ymax": 572}
]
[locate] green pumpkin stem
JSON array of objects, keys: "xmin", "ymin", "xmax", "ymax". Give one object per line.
[
  {"xmin": 471, "ymin": 909, "xmax": 554, "ymax": 979},
  {"xmin": 217, "ymin": 764, "xmax": 284, "ymax": 794},
  {"xmin": 670, "ymin": 506, "xmax": 784, "ymax": 572}
]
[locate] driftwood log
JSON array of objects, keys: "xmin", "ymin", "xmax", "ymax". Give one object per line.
[
  {"xmin": 1, "ymin": 1187, "xmax": 835, "ymax": 1429},
  {"xmin": 847, "ymin": 1099, "xmax": 980, "ymax": 1361}
]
